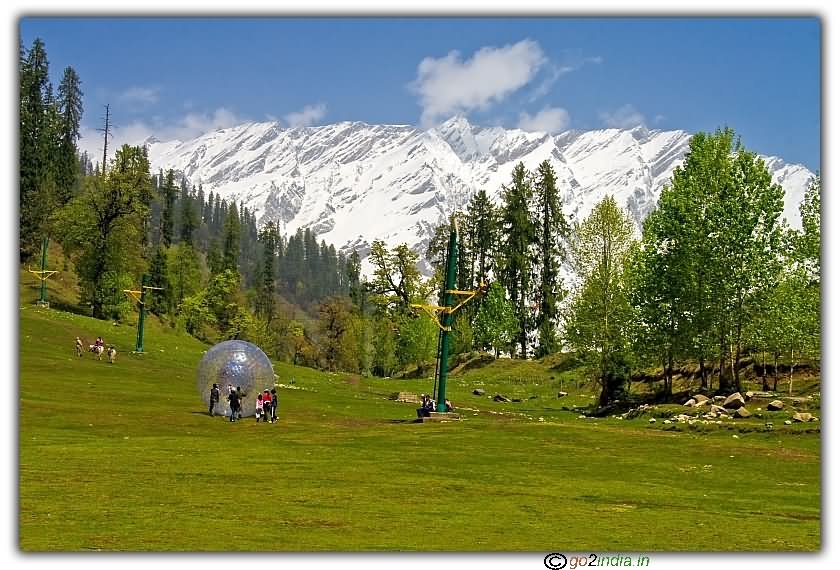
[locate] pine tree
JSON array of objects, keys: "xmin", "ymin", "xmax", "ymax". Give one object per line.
[
  {"xmin": 257, "ymin": 223, "xmax": 279, "ymax": 322},
  {"xmin": 499, "ymin": 162, "xmax": 537, "ymax": 358},
  {"xmin": 19, "ymin": 38, "xmax": 53, "ymax": 261},
  {"xmin": 465, "ymin": 189, "xmax": 499, "ymax": 287},
  {"xmin": 533, "ymin": 160, "xmax": 569, "ymax": 357},
  {"xmin": 221, "ymin": 202, "xmax": 241, "ymax": 272},
  {"xmin": 159, "ymin": 169, "xmax": 178, "ymax": 247},
  {"xmin": 179, "ymin": 181, "xmax": 198, "ymax": 244},
  {"xmin": 55, "ymin": 66, "xmax": 83, "ymax": 206}
]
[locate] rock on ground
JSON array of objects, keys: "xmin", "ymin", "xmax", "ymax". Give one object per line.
[
  {"xmin": 723, "ymin": 392, "xmax": 746, "ymax": 409},
  {"xmin": 767, "ymin": 400, "xmax": 785, "ymax": 411},
  {"xmin": 735, "ymin": 407, "xmax": 751, "ymax": 418}
]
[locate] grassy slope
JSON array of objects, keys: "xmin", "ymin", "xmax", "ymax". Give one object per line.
[{"xmin": 19, "ymin": 302, "xmax": 820, "ymax": 552}]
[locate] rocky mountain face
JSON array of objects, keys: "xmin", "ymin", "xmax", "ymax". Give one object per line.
[{"xmin": 145, "ymin": 116, "xmax": 815, "ymax": 274}]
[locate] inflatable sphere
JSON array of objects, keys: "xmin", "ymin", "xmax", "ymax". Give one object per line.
[{"xmin": 197, "ymin": 340, "xmax": 275, "ymax": 418}]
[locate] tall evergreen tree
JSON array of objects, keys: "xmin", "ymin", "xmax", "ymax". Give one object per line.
[
  {"xmin": 159, "ymin": 169, "xmax": 178, "ymax": 247},
  {"xmin": 257, "ymin": 223, "xmax": 279, "ymax": 322},
  {"xmin": 466, "ymin": 189, "xmax": 499, "ymax": 287},
  {"xmin": 19, "ymin": 38, "xmax": 53, "ymax": 261},
  {"xmin": 499, "ymin": 162, "xmax": 537, "ymax": 358},
  {"xmin": 221, "ymin": 202, "xmax": 241, "ymax": 272},
  {"xmin": 533, "ymin": 160, "xmax": 569, "ymax": 357},
  {"xmin": 55, "ymin": 66, "xmax": 84, "ymax": 205}
]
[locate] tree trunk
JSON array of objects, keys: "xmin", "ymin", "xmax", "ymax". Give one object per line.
[
  {"xmin": 761, "ymin": 348, "xmax": 768, "ymax": 391},
  {"xmin": 773, "ymin": 351, "xmax": 779, "ymax": 391},
  {"xmin": 788, "ymin": 347, "xmax": 795, "ymax": 396},
  {"xmin": 718, "ymin": 336, "xmax": 732, "ymax": 393},
  {"xmin": 732, "ymin": 341, "xmax": 742, "ymax": 393},
  {"xmin": 699, "ymin": 355, "xmax": 708, "ymax": 389}
]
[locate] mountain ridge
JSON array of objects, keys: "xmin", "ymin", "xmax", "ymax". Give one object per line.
[{"xmin": 144, "ymin": 116, "xmax": 815, "ymax": 273}]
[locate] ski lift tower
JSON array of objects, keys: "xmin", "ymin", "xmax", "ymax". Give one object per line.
[
  {"xmin": 27, "ymin": 237, "xmax": 58, "ymax": 307},
  {"xmin": 410, "ymin": 216, "xmax": 487, "ymax": 421},
  {"xmin": 123, "ymin": 274, "xmax": 163, "ymax": 354}
]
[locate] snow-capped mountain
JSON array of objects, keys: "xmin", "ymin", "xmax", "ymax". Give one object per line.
[{"xmin": 145, "ymin": 116, "xmax": 815, "ymax": 273}]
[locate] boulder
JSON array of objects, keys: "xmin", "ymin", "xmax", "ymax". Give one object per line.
[
  {"xmin": 792, "ymin": 412, "xmax": 813, "ymax": 423},
  {"xmin": 694, "ymin": 398, "xmax": 711, "ymax": 407},
  {"xmin": 649, "ymin": 418, "xmax": 657, "ymax": 423},
  {"xmin": 693, "ymin": 394, "xmax": 710, "ymax": 403},
  {"xmin": 723, "ymin": 392, "xmax": 746, "ymax": 409},
  {"xmin": 684, "ymin": 398, "xmax": 697, "ymax": 407},
  {"xmin": 745, "ymin": 391, "xmax": 754, "ymax": 401},
  {"xmin": 713, "ymin": 395, "xmax": 727, "ymax": 402},
  {"xmin": 784, "ymin": 420, "xmax": 793, "ymax": 425},
  {"xmin": 767, "ymin": 400, "xmax": 785, "ymax": 411},
  {"xmin": 734, "ymin": 407, "xmax": 751, "ymax": 418},
  {"xmin": 473, "ymin": 388, "xmax": 486, "ymax": 396},
  {"xmin": 711, "ymin": 405, "xmax": 727, "ymax": 414},
  {"xmin": 557, "ymin": 391, "xmax": 568, "ymax": 398},
  {"xmin": 493, "ymin": 394, "xmax": 511, "ymax": 403}
]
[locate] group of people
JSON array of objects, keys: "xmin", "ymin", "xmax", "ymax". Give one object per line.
[
  {"xmin": 208, "ymin": 383, "xmax": 278, "ymax": 424},
  {"xmin": 416, "ymin": 394, "xmax": 454, "ymax": 418},
  {"xmin": 75, "ymin": 335, "xmax": 116, "ymax": 363}
]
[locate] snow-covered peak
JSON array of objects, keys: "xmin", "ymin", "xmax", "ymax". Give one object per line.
[{"xmin": 145, "ymin": 118, "xmax": 815, "ymax": 274}]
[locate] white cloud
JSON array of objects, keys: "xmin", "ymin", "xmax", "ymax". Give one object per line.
[
  {"xmin": 117, "ymin": 86, "xmax": 160, "ymax": 107},
  {"xmin": 599, "ymin": 104, "xmax": 646, "ymax": 128},
  {"xmin": 77, "ymin": 107, "xmax": 246, "ymax": 162},
  {"xmin": 518, "ymin": 106, "xmax": 571, "ymax": 134},
  {"xmin": 411, "ymin": 39, "xmax": 546, "ymax": 128},
  {"xmin": 284, "ymin": 103, "xmax": 327, "ymax": 128}
]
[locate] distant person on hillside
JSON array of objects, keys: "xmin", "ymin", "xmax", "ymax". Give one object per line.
[
  {"xmin": 228, "ymin": 387, "xmax": 241, "ymax": 423},
  {"xmin": 255, "ymin": 393, "xmax": 265, "ymax": 423},
  {"xmin": 75, "ymin": 336, "xmax": 83, "ymax": 357},
  {"xmin": 445, "ymin": 399, "xmax": 453, "ymax": 413},
  {"xmin": 270, "ymin": 388, "xmax": 278, "ymax": 423},
  {"xmin": 94, "ymin": 336, "xmax": 104, "ymax": 348},
  {"xmin": 209, "ymin": 383, "xmax": 220, "ymax": 416}
]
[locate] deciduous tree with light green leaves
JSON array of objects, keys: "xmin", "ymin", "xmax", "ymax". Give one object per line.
[
  {"xmin": 565, "ymin": 196, "xmax": 636, "ymax": 406},
  {"xmin": 473, "ymin": 281, "xmax": 518, "ymax": 358}
]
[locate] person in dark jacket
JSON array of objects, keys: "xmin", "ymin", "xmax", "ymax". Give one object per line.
[
  {"xmin": 228, "ymin": 388, "xmax": 241, "ymax": 422},
  {"xmin": 209, "ymin": 383, "xmax": 220, "ymax": 416},
  {"xmin": 270, "ymin": 388, "xmax": 278, "ymax": 423}
]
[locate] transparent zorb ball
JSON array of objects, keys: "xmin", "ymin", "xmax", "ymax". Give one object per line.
[{"xmin": 197, "ymin": 340, "xmax": 275, "ymax": 418}]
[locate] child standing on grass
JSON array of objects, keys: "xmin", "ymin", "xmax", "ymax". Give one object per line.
[
  {"xmin": 262, "ymin": 389, "xmax": 272, "ymax": 423},
  {"xmin": 256, "ymin": 393, "xmax": 264, "ymax": 423},
  {"xmin": 270, "ymin": 388, "xmax": 278, "ymax": 423}
]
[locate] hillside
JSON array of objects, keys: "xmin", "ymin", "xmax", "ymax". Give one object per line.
[{"xmin": 19, "ymin": 295, "xmax": 820, "ymax": 550}]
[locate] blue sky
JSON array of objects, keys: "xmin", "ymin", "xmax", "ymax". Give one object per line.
[{"xmin": 19, "ymin": 17, "xmax": 821, "ymax": 170}]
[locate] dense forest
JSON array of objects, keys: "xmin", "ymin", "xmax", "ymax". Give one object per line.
[{"xmin": 20, "ymin": 38, "xmax": 820, "ymax": 404}]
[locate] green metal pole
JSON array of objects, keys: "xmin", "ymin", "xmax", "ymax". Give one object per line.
[
  {"xmin": 135, "ymin": 274, "xmax": 149, "ymax": 353},
  {"xmin": 436, "ymin": 220, "xmax": 458, "ymax": 412},
  {"xmin": 39, "ymin": 237, "xmax": 49, "ymax": 304}
]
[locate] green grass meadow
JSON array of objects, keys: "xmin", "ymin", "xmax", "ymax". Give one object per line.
[{"xmin": 18, "ymin": 302, "xmax": 820, "ymax": 551}]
